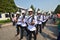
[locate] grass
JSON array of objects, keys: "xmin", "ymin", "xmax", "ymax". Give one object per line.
[{"xmin": 0, "ymin": 19, "xmax": 11, "ymax": 24}]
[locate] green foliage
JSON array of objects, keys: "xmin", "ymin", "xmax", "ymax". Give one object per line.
[
  {"xmin": 37, "ymin": 8, "xmax": 40, "ymax": 11},
  {"xmin": 0, "ymin": 19, "xmax": 11, "ymax": 24},
  {"xmin": 0, "ymin": 0, "xmax": 18, "ymax": 13},
  {"xmin": 30, "ymin": 5, "xmax": 36, "ymax": 14},
  {"xmin": 54, "ymin": 5, "xmax": 60, "ymax": 14},
  {"xmin": 37, "ymin": 8, "xmax": 40, "ymax": 13},
  {"xmin": 30, "ymin": 5, "xmax": 35, "ymax": 11}
]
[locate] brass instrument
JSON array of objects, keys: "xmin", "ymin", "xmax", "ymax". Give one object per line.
[
  {"xmin": 30, "ymin": 15, "xmax": 35, "ymax": 25},
  {"xmin": 22, "ymin": 15, "xmax": 25, "ymax": 23},
  {"xmin": 37, "ymin": 15, "xmax": 40, "ymax": 21}
]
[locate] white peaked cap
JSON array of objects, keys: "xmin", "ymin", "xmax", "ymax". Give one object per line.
[
  {"xmin": 21, "ymin": 10, "xmax": 26, "ymax": 13},
  {"xmin": 37, "ymin": 11, "xmax": 41, "ymax": 13},
  {"xmin": 28, "ymin": 8, "xmax": 33, "ymax": 11},
  {"xmin": 42, "ymin": 11, "xmax": 44, "ymax": 14},
  {"xmin": 44, "ymin": 12, "xmax": 46, "ymax": 15},
  {"xmin": 16, "ymin": 11, "xmax": 20, "ymax": 14},
  {"xmin": 42, "ymin": 11, "xmax": 46, "ymax": 14}
]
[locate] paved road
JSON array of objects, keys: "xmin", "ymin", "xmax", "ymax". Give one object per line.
[{"xmin": 0, "ymin": 19, "xmax": 58, "ymax": 40}]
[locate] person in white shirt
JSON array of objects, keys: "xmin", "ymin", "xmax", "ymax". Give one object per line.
[
  {"xmin": 12, "ymin": 16, "xmax": 16, "ymax": 26},
  {"xmin": 15, "ymin": 13, "xmax": 20, "ymax": 36},
  {"xmin": 42, "ymin": 13, "xmax": 47, "ymax": 29},
  {"xmin": 19, "ymin": 10, "xmax": 28, "ymax": 40},
  {"xmin": 35, "ymin": 11, "xmax": 43, "ymax": 34},
  {"xmin": 27, "ymin": 8, "xmax": 36, "ymax": 40}
]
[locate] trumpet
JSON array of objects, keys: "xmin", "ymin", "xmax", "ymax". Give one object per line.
[
  {"xmin": 30, "ymin": 15, "xmax": 35, "ymax": 25},
  {"xmin": 22, "ymin": 15, "xmax": 25, "ymax": 23}
]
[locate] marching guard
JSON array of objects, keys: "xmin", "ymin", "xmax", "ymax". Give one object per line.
[
  {"xmin": 27, "ymin": 8, "xmax": 37, "ymax": 40},
  {"xmin": 19, "ymin": 10, "xmax": 28, "ymax": 40},
  {"xmin": 15, "ymin": 13, "xmax": 21, "ymax": 36},
  {"xmin": 42, "ymin": 12, "xmax": 47, "ymax": 29},
  {"xmin": 36, "ymin": 11, "xmax": 43, "ymax": 33}
]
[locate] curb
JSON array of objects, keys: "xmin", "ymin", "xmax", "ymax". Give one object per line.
[{"xmin": 1, "ymin": 23, "xmax": 12, "ymax": 27}]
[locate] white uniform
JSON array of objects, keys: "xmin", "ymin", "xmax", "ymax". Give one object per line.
[
  {"xmin": 16, "ymin": 16, "xmax": 21, "ymax": 25},
  {"xmin": 34, "ymin": 16, "xmax": 37, "ymax": 25},
  {"xmin": 27, "ymin": 8, "xmax": 37, "ymax": 40},
  {"xmin": 36, "ymin": 15, "xmax": 43, "ymax": 24},
  {"xmin": 41, "ymin": 15, "xmax": 46, "ymax": 22},
  {"xmin": 19, "ymin": 15, "xmax": 27, "ymax": 27},
  {"xmin": 27, "ymin": 15, "xmax": 36, "ymax": 31},
  {"xmin": 46, "ymin": 15, "xmax": 49, "ymax": 20},
  {"xmin": 38, "ymin": 15, "xmax": 42, "ymax": 24}
]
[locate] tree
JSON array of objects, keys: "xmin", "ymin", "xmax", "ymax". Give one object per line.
[
  {"xmin": 37, "ymin": 8, "xmax": 40, "ymax": 11},
  {"xmin": 30, "ymin": 5, "xmax": 36, "ymax": 14},
  {"xmin": 0, "ymin": 0, "xmax": 18, "ymax": 20},
  {"xmin": 30, "ymin": 5, "xmax": 35, "ymax": 11},
  {"xmin": 54, "ymin": 5, "xmax": 60, "ymax": 14},
  {"xmin": 0, "ymin": 0, "xmax": 18, "ymax": 13},
  {"xmin": 37, "ymin": 8, "xmax": 40, "ymax": 12}
]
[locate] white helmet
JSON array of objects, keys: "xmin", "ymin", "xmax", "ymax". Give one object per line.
[
  {"xmin": 16, "ymin": 11, "xmax": 20, "ymax": 14},
  {"xmin": 42, "ymin": 12, "xmax": 46, "ymax": 15},
  {"xmin": 21, "ymin": 10, "xmax": 26, "ymax": 13},
  {"xmin": 44, "ymin": 12, "xmax": 46, "ymax": 15},
  {"xmin": 41, "ymin": 11, "xmax": 44, "ymax": 14},
  {"xmin": 37, "ymin": 11, "xmax": 41, "ymax": 13},
  {"xmin": 28, "ymin": 8, "xmax": 33, "ymax": 11}
]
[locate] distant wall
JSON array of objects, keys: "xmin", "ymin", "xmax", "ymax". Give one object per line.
[
  {"xmin": 0, "ymin": 13, "xmax": 21, "ymax": 20},
  {"xmin": 0, "ymin": 13, "xmax": 10, "ymax": 20}
]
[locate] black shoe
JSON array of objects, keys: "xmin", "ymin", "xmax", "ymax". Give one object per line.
[
  {"xmin": 39, "ymin": 30, "xmax": 42, "ymax": 33},
  {"xmin": 19, "ymin": 39, "xmax": 21, "ymax": 40}
]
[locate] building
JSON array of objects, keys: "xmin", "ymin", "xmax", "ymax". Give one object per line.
[
  {"xmin": 0, "ymin": 13, "xmax": 18, "ymax": 20},
  {"xmin": 0, "ymin": 13, "xmax": 10, "ymax": 20}
]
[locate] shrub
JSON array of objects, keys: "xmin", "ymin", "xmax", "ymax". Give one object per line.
[{"xmin": 0, "ymin": 19, "xmax": 11, "ymax": 24}]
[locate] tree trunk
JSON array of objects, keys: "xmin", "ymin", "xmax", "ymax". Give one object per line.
[{"xmin": 9, "ymin": 12, "xmax": 12, "ymax": 21}]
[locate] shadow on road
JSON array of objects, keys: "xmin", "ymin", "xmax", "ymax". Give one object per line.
[
  {"xmin": 46, "ymin": 25, "xmax": 58, "ymax": 36},
  {"xmin": 40, "ymin": 32, "xmax": 57, "ymax": 40}
]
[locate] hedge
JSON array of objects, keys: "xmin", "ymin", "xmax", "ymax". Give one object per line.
[{"xmin": 0, "ymin": 19, "xmax": 11, "ymax": 24}]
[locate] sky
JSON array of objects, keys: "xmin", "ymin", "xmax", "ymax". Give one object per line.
[{"xmin": 14, "ymin": 0, "xmax": 60, "ymax": 11}]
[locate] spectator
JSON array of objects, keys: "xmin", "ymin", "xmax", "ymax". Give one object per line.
[
  {"xmin": 12, "ymin": 16, "xmax": 16, "ymax": 26},
  {"xmin": 57, "ymin": 13, "xmax": 60, "ymax": 40}
]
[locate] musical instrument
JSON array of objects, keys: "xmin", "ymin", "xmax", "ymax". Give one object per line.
[
  {"xmin": 22, "ymin": 15, "xmax": 25, "ymax": 23},
  {"xmin": 30, "ymin": 14, "xmax": 35, "ymax": 25}
]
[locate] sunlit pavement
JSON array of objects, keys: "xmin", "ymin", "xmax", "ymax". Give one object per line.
[{"xmin": 0, "ymin": 20, "xmax": 58, "ymax": 40}]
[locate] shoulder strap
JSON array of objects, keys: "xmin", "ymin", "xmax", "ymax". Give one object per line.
[
  {"xmin": 31, "ymin": 15, "xmax": 34, "ymax": 22},
  {"xmin": 37, "ymin": 15, "xmax": 41, "ymax": 20},
  {"xmin": 27, "ymin": 16, "xmax": 32, "ymax": 21},
  {"xmin": 43, "ymin": 15, "xmax": 44, "ymax": 20}
]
